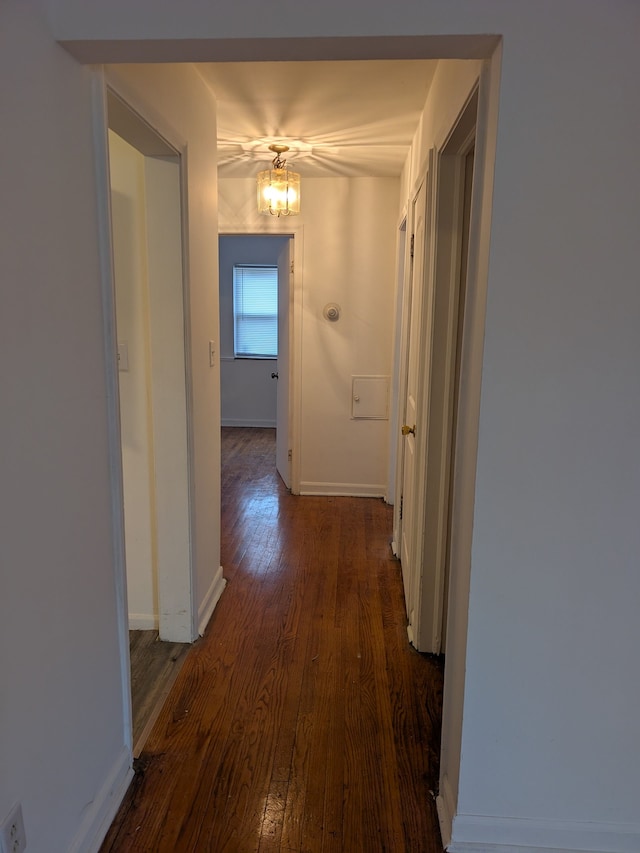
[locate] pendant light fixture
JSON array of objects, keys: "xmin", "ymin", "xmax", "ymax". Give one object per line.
[{"xmin": 257, "ymin": 144, "xmax": 301, "ymax": 217}]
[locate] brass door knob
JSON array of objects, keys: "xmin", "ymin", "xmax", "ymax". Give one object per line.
[{"xmin": 401, "ymin": 424, "xmax": 416, "ymax": 436}]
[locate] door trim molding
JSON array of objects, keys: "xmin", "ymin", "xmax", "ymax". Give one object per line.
[
  {"xmin": 437, "ymin": 46, "xmax": 503, "ymax": 846},
  {"xmin": 91, "ymin": 67, "xmax": 199, "ymax": 765},
  {"xmin": 90, "ymin": 68, "xmax": 133, "ymax": 756}
]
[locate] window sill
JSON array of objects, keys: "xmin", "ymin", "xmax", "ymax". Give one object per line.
[{"xmin": 221, "ymin": 356, "xmax": 277, "ymax": 362}]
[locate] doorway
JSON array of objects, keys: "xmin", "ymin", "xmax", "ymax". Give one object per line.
[
  {"xmin": 92, "ymin": 48, "xmax": 498, "ymax": 852},
  {"xmin": 107, "ymin": 90, "xmax": 194, "ymax": 749},
  {"xmin": 218, "ymin": 233, "xmax": 296, "ymax": 491}
]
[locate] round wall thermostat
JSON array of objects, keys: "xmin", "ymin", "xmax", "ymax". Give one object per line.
[{"xmin": 323, "ymin": 303, "xmax": 341, "ymax": 322}]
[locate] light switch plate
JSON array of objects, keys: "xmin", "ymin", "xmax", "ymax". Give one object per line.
[{"xmin": 209, "ymin": 340, "xmax": 216, "ymax": 367}]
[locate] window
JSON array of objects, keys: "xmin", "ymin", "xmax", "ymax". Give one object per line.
[{"xmin": 233, "ymin": 265, "xmax": 278, "ymax": 358}]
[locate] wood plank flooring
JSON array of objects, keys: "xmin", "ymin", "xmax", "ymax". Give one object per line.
[
  {"xmin": 129, "ymin": 630, "xmax": 190, "ymax": 757},
  {"xmin": 101, "ymin": 427, "xmax": 444, "ymax": 852}
]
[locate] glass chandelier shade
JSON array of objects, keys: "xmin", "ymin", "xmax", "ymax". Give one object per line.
[{"xmin": 257, "ymin": 145, "xmax": 301, "ymax": 217}]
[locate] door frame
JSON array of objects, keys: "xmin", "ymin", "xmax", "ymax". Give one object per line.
[
  {"xmin": 386, "ymin": 64, "xmax": 499, "ymax": 840},
  {"xmin": 92, "ymin": 71, "xmax": 197, "ymax": 751},
  {"xmin": 392, "ymin": 86, "xmax": 481, "ymax": 655},
  {"xmin": 413, "ymin": 88, "xmax": 479, "ymax": 654},
  {"xmin": 87, "ymin": 41, "xmax": 501, "ymax": 847},
  {"xmin": 436, "ymin": 56, "xmax": 502, "ymax": 844},
  {"xmin": 218, "ymin": 227, "xmax": 303, "ymax": 495}
]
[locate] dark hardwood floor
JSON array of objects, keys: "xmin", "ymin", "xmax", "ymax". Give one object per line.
[{"xmin": 101, "ymin": 427, "xmax": 444, "ymax": 852}]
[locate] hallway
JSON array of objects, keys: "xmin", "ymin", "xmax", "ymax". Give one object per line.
[{"xmin": 101, "ymin": 427, "xmax": 444, "ymax": 851}]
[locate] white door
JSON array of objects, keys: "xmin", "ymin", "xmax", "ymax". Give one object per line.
[
  {"xmin": 391, "ymin": 222, "xmax": 408, "ymax": 549},
  {"xmin": 399, "ymin": 168, "xmax": 431, "ymax": 640},
  {"xmin": 275, "ymin": 240, "xmax": 292, "ymax": 488}
]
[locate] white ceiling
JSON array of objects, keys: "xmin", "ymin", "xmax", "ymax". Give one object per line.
[{"xmin": 196, "ymin": 60, "xmax": 438, "ymax": 178}]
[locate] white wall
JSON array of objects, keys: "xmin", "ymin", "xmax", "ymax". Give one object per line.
[
  {"xmin": 0, "ymin": 11, "xmax": 223, "ymax": 846},
  {"xmin": 400, "ymin": 60, "xmax": 483, "ymax": 202},
  {"xmin": 219, "ymin": 235, "xmax": 288, "ymax": 427},
  {"xmin": 219, "ymin": 177, "xmax": 399, "ymax": 496},
  {"xmin": 0, "ymin": 4, "xmax": 131, "ymax": 851},
  {"xmin": 109, "ymin": 130, "xmax": 158, "ymax": 630},
  {"xmin": 3, "ymin": 1, "xmax": 640, "ymax": 851}
]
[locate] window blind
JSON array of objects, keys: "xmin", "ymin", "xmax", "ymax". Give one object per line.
[{"xmin": 233, "ymin": 265, "xmax": 278, "ymax": 358}]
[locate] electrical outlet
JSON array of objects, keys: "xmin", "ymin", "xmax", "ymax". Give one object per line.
[{"xmin": 0, "ymin": 803, "xmax": 26, "ymax": 853}]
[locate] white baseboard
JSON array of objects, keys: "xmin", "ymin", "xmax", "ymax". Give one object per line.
[
  {"xmin": 406, "ymin": 622, "xmax": 416, "ymax": 647},
  {"xmin": 68, "ymin": 745, "xmax": 133, "ymax": 853},
  {"xmin": 437, "ymin": 773, "xmax": 456, "ymax": 849},
  {"xmin": 447, "ymin": 813, "xmax": 640, "ymax": 853},
  {"xmin": 198, "ymin": 566, "xmax": 227, "ymax": 636},
  {"xmin": 221, "ymin": 418, "xmax": 276, "ymax": 428},
  {"xmin": 128, "ymin": 613, "xmax": 158, "ymax": 630},
  {"xmin": 299, "ymin": 481, "xmax": 386, "ymax": 497}
]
